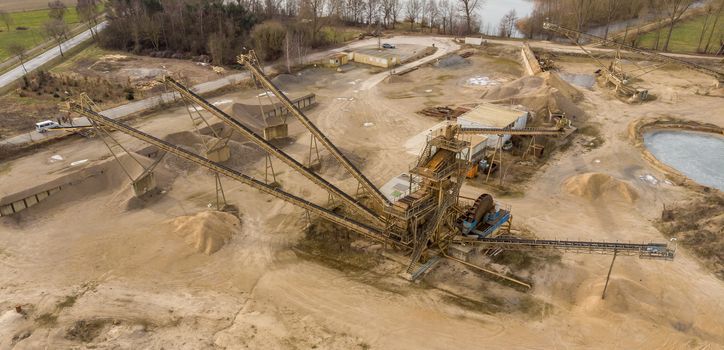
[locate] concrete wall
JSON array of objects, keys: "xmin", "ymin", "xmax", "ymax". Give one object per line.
[
  {"xmin": 0, "ymin": 186, "xmax": 62, "ymax": 216},
  {"xmin": 521, "ymin": 42, "xmax": 543, "ymax": 76},
  {"xmin": 464, "ymin": 37, "xmax": 484, "ymax": 46},
  {"xmin": 262, "ymin": 93, "xmax": 316, "ymax": 120}
]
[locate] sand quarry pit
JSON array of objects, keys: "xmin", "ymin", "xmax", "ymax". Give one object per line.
[
  {"xmin": 563, "ymin": 172, "xmax": 639, "ymax": 203},
  {"xmin": 1, "ymin": 37, "xmax": 724, "ymax": 349}
]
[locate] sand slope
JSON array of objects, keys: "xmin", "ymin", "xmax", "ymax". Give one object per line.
[
  {"xmin": 563, "ymin": 172, "xmax": 639, "ymax": 203},
  {"xmin": 168, "ymin": 211, "xmax": 241, "ymax": 254}
]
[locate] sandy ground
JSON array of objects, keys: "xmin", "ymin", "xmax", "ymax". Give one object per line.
[{"xmin": 0, "ymin": 44, "xmax": 723, "ymax": 349}]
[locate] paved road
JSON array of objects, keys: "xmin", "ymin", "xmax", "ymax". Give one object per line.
[{"xmin": 0, "ymin": 21, "xmax": 107, "ymax": 90}]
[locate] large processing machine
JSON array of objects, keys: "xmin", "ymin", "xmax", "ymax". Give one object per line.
[{"xmin": 65, "ymin": 50, "xmax": 676, "ymax": 290}]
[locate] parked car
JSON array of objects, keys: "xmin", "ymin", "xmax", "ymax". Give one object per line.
[{"xmin": 382, "ymin": 43, "xmax": 395, "ymax": 49}]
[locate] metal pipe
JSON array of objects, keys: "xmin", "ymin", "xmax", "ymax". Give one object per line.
[{"xmin": 441, "ymin": 249, "xmax": 532, "ymax": 289}]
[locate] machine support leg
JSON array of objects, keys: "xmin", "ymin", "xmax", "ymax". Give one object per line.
[
  {"xmin": 601, "ymin": 250, "xmax": 618, "ymax": 300},
  {"xmin": 307, "ymin": 134, "xmax": 321, "ymax": 170},
  {"xmin": 215, "ymin": 174, "xmax": 227, "ymax": 210},
  {"xmin": 265, "ymin": 155, "xmax": 278, "ymax": 186}
]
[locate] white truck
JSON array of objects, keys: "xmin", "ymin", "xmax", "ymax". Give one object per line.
[{"xmin": 35, "ymin": 120, "xmax": 60, "ymax": 133}]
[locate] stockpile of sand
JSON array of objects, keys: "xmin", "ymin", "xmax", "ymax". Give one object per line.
[
  {"xmin": 169, "ymin": 211, "xmax": 241, "ymax": 254},
  {"xmin": 562, "ymin": 173, "xmax": 638, "ymax": 203},
  {"xmin": 481, "ymin": 72, "xmax": 585, "ymax": 118},
  {"xmin": 272, "ymin": 74, "xmax": 302, "ymax": 89}
]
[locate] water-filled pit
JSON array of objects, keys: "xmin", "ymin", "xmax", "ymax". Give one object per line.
[{"xmin": 643, "ymin": 130, "xmax": 724, "ymax": 191}]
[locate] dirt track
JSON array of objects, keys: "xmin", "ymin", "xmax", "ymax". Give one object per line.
[{"xmin": 0, "ymin": 40, "xmax": 723, "ymax": 349}]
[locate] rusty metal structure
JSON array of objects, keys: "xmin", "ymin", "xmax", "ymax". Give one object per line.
[
  {"xmin": 65, "ymin": 50, "xmax": 676, "ymax": 289},
  {"xmin": 543, "ymin": 22, "xmax": 724, "ymax": 99}
]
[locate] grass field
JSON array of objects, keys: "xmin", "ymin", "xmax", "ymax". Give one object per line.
[
  {"xmin": 0, "ymin": 0, "xmax": 77, "ymax": 12},
  {"xmin": 0, "ymin": 8, "xmax": 81, "ymax": 61},
  {"xmin": 638, "ymin": 13, "xmax": 724, "ymax": 54}
]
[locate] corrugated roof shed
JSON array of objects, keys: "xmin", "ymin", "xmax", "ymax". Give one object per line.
[{"xmin": 457, "ymin": 103, "xmax": 526, "ymax": 128}]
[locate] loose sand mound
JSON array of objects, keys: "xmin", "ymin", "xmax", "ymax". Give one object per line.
[
  {"xmin": 481, "ymin": 72, "xmax": 585, "ymax": 118},
  {"xmin": 169, "ymin": 211, "xmax": 241, "ymax": 254},
  {"xmin": 563, "ymin": 173, "xmax": 638, "ymax": 203}
]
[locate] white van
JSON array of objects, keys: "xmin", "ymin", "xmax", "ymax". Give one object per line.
[{"xmin": 35, "ymin": 120, "xmax": 60, "ymax": 133}]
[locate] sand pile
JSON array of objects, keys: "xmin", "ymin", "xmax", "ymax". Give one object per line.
[
  {"xmin": 563, "ymin": 173, "xmax": 638, "ymax": 203},
  {"xmin": 481, "ymin": 72, "xmax": 585, "ymax": 118},
  {"xmin": 164, "ymin": 131, "xmax": 204, "ymax": 150},
  {"xmin": 272, "ymin": 74, "xmax": 302, "ymax": 89},
  {"xmin": 169, "ymin": 211, "xmax": 241, "ymax": 254},
  {"xmin": 232, "ymin": 103, "xmax": 286, "ymax": 129}
]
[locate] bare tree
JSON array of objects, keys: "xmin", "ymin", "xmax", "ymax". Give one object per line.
[
  {"xmin": 0, "ymin": 10, "xmax": 13, "ymax": 32},
  {"xmin": 458, "ymin": 0, "xmax": 482, "ymax": 34},
  {"xmin": 704, "ymin": 0, "xmax": 724, "ymax": 53},
  {"xmin": 365, "ymin": 0, "xmax": 380, "ymax": 28},
  {"xmin": 44, "ymin": 19, "xmax": 68, "ymax": 57},
  {"xmin": 77, "ymin": 0, "xmax": 101, "ymax": 40},
  {"xmin": 498, "ymin": 9, "xmax": 517, "ymax": 38},
  {"xmin": 427, "ymin": 0, "xmax": 439, "ymax": 32},
  {"xmin": 419, "ymin": 0, "xmax": 428, "ymax": 29},
  {"xmin": 299, "ymin": 0, "xmax": 326, "ymax": 44},
  {"xmin": 390, "ymin": 0, "xmax": 401, "ymax": 28},
  {"xmin": 7, "ymin": 43, "xmax": 28, "ymax": 74},
  {"xmin": 439, "ymin": 0, "xmax": 452, "ymax": 34},
  {"xmin": 661, "ymin": 0, "xmax": 695, "ymax": 51},
  {"xmin": 381, "ymin": 0, "xmax": 393, "ymax": 27},
  {"xmin": 406, "ymin": 0, "xmax": 421, "ymax": 30},
  {"xmin": 573, "ymin": 0, "xmax": 592, "ymax": 32},
  {"xmin": 48, "ymin": 0, "xmax": 68, "ymax": 21},
  {"xmin": 603, "ymin": 0, "xmax": 621, "ymax": 40},
  {"xmin": 697, "ymin": 3, "xmax": 715, "ymax": 52}
]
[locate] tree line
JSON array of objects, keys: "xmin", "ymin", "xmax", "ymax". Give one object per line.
[{"xmin": 517, "ymin": 0, "xmax": 722, "ymax": 53}]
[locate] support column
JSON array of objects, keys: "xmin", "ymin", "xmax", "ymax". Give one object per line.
[{"xmin": 601, "ymin": 250, "xmax": 618, "ymax": 300}]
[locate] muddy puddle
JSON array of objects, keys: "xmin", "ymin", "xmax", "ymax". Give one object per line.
[{"xmin": 644, "ymin": 130, "xmax": 724, "ymax": 191}]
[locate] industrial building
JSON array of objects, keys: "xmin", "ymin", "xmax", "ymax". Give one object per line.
[{"xmin": 347, "ymin": 48, "xmax": 399, "ymax": 68}]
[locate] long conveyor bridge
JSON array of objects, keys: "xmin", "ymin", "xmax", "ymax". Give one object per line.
[{"xmin": 465, "ymin": 236, "xmax": 675, "ymax": 260}]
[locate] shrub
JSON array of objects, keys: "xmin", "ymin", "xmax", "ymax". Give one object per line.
[{"xmin": 251, "ymin": 21, "xmax": 286, "ymax": 62}]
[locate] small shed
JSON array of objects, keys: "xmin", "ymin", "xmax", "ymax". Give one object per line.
[
  {"xmin": 326, "ymin": 52, "xmax": 349, "ymax": 67},
  {"xmin": 457, "ymin": 103, "xmax": 529, "ymax": 159}
]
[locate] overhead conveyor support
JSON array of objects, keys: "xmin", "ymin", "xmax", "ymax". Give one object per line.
[
  {"xmin": 161, "ymin": 76, "xmax": 383, "ymax": 225},
  {"xmin": 543, "ymin": 22, "xmax": 724, "ymax": 84},
  {"xmin": 237, "ymin": 53, "xmax": 392, "ymax": 207},
  {"xmin": 465, "ymin": 236, "xmax": 675, "ymax": 260},
  {"xmin": 458, "ymin": 127, "xmax": 565, "ymax": 136},
  {"xmin": 67, "ymin": 103, "xmax": 401, "ymax": 246}
]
